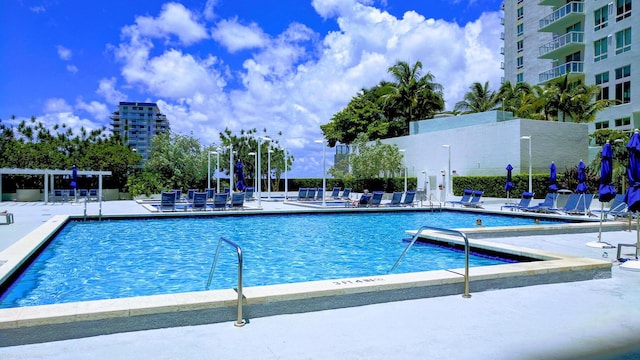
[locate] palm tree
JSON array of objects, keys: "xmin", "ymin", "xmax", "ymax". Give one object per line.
[
  {"xmin": 454, "ymin": 81, "xmax": 499, "ymax": 114},
  {"xmin": 379, "ymin": 60, "xmax": 444, "ymax": 135}
]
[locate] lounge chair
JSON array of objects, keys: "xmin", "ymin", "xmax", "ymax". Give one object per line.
[
  {"xmin": 565, "ymin": 193, "xmax": 594, "ymax": 216},
  {"xmin": 523, "ymin": 193, "xmax": 558, "ymax": 213},
  {"xmin": 205, "ymin": 188, "xmax": 215, "ymax": 200},
  {"xmin": 370, "ymin": 191, "xmax": 384, "ymax": 207},
  {"xmin": 356, "ymin": 193, "xmax": 373, "ymax": 207},
  {"xmin": 552, "ymin": 193, "xmax": 581, "ymax": 214},
  {"xmin": 79, "ymin": 189, "xmax": 89, "ymax": 200},
  {"xmin": 297, "ymin": 188, "xmax": 308, "ymax": 201},
  {"xmin": 461, "ymin": 190, "xmax": 484, "ymax": 208},
  {"xmin": 401, "ymin": 190, "xmax": 417, "ymax": 207},
  {"xmin": 230, "ymin": 192, "xmax": 245, "ymax": 209},
  {"xmin": 330, "ymin": 187, "xmax": 341, "ymax": 199},
  {"xmin": 159, "ymin": 191, "xmax": 177, "ymax": 212},
  {"xmin": 186, "ymin": 189, "xmax": 198, "ymax": 202},
  {"xmin": 501, "ymin": 192, "xmax": 535, "ymax": 211},
  {"xmin": 340, "ymin": 188, "xmax": 352, "ymax": 200},
  {"xmin": 191, "ymin": 192, "xmax": 208, "ymax": 211},
  {"xmin": 50, "ymin": 189, "xmax": 64, "ymax": 203},
  {"xmin": 306, "ymin": 188, "xmax": 317, "ymax": 201},
  {"xmin": 213, "ymin": 193, "xmax": 229, "ymax": 210},
  {"xmin": 244, "ymin": 186, "xmax": 255, "ymax": 201},
  {"xmin": 172, "ymin": 189, "xmax": 182, "ymax": 201},
  {"xmin": 316, "ymin": 187, "xmax": 324, "ymax": 201},
  {"xmin": 386, "ymin": 191, "xmax": 403, "ymax": 207},
  {"xmin": 88, "ymin": 189, "xmax": 101, "ymax": 202},
  {"xmin": 446, "ymin": 189, "xmax": 473, "ymax": 207},
  {"xmin": 592, "ymin": 194, "xmax": 628, "ymax": 219}
]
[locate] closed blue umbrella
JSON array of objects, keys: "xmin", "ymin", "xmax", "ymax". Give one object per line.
[
  {"xmin": 70, "ymin": 165, "xmax": 78, "ymax": 190},
  {"xmin": 234, "ymin": 160, "xmax": 246, "ymax": 191},
  {"xmin": 548, "ymin": 162, "xmax": 558, "ymax": 192},
  {"xmin": 504, "ymin": 164, "xmax": 514, "ymax": 198},
  {"xmin": 576, "ymin": 160, "xmax": 587, "ymax": 194},
  {"xmin": 598, "ymin": 142, "xmax": 616, "ymax": 203},
  {"xmin": 624, "ymin": 131, "xmax": 640, "ymax": 212}
]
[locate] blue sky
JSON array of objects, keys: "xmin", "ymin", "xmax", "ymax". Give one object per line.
[{"xmin": 0, "ymin": 0, "xmax": 504, "ymax": 177}]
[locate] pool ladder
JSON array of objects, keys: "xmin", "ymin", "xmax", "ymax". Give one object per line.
[
  {"xmin": 389, "ymin": 226, "xmax": 471, "ymax": 298},
  {"xmin": 206, "ymin": 237, "xmax": 246, "ymax": 327}
]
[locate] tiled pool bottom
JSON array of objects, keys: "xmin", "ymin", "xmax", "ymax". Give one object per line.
[{"xmin": 0, "ymin": 215, "xmax": 612, "ymax": 346}]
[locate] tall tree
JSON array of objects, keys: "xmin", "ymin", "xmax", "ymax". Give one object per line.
[
  {"xmin": 379, "ymin": 60, "xmax": 445, "ymax": 133},
  {"xmin": 454, "ymin": 81, "xmax": 499, "ymax": 114}
]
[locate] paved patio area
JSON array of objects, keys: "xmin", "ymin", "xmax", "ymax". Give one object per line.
[{"xmin": 1, "ymin": 196, "xmax": 639, "ymax": 359}]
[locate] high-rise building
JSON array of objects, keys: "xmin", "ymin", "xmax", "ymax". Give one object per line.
[
  {"xmin": 502, "ymin": 0, "xmax": 638, "ymax": 132},
  {"xmin": 110, "ymin": 102, "xmax": 170, "ymax": 162}
]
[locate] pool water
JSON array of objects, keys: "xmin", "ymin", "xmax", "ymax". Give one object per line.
[{"xmin": 0, "ymin": 212, "xmax": 556, "ymax": 308}]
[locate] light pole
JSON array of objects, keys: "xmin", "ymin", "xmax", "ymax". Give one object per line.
[
  {"xmin": 315, "ymin": 139, "xmax": 327, "ymax": 207},
  {"xmin": 258, "ymin": 136, "xmax": 271, "ymax": 207},
  {"xmin": 283, "ymin": 147, "xmax": 288, "ymax": 201},
  {"xmin": 229, "ymin": 144, "xmax": 234, "ymax": 196},
  {"xmin": 215, "ymin": 150, "xmax": 220, "ymax": 193},
  {"xmin": 442, "ymin": 145, "xmax": 451, "ymax": 198},
  {"xmin": 521, "ymin": 136, "xmax": 532, "ymax": 193},
  {"xmin": 268, "ymin": 149, "xmax": 273, "ymax": 199},
  {"xmin": 208, "ymin": 150, "xmax": 218, "ymax": 190},
  {"xmin": 248, "ymin": 151, "xmax": 257, "ymax": 190},
  {"xmin": 399, "ymin": 149, "xmax": 407, "ymax": 193}
]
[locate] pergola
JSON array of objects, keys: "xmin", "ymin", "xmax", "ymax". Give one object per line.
[{"xmin": 0, "ymin": 168, "xmax": 112, "ymax": 203}]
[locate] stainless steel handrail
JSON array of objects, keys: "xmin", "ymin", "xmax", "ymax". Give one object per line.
[
  {"xmin": 206, "ymin": 236, "xmax": 246, "ymax": 327},
  {"xmin": 388, "ymin": 226, "xmax": 471, "ymax": 298}
]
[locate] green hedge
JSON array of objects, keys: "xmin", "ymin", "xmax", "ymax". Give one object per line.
[
  {"xmin": 280, "ymin": 177, "xmax": 417, "ymax": 193},
  {"xmin": 452, "ymin": 174, "xmax": 556, "ymax": 198}
]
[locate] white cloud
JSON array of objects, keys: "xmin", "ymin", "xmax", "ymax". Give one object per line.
[
  {"xmin": 57, "ymin": 45, "xmax": 72, "ymax": 61},
  {"xmin": 66, "ymin": 64, "xmax": 78, "ymax": 73},
  {"xmin": 203, "ymin": 0, "xmax": 218, "ymax": 20},
  {"xmin": 96, "ymin": 78, "xmax": 128, "ymax": 105},
  {"xmin": 43, "ymin": 98, "xmax": 73, "ymax": 113},
  {"xmin": 30, "ymin": 6, "xmax": 45, "ymax": 13},
  {"xmin": 105, "ymin": 1, "xmax": 502, "ymax": 177},
  {"xmin": 133, "ymin": 2, "xmax": 208, "ymax": 45},
  {"xmin": 75, "ymin": 99, "xmax": 110, "ymax": 121},
  {"xmin": 211, "ymin": 18, "xmax": 269, "ymax": 53}
]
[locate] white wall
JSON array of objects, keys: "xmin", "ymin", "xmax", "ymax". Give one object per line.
[{"xmin": 380, "ymin": 119, "xmax": 589, "ymax": 188}]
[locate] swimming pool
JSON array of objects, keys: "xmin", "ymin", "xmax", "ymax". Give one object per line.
[
  {"xmin": 0, "ymin": 211, "xmax": 553, "ymax": 308},
  {"xmin": 0, "ymin": 208, "xmax": 613, "ymax": 346}
]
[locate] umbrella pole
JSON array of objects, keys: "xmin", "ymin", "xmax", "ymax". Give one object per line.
[
  {"xmin": 598, "ymin": 202, "xmax": 604, "ymax": 242},
  {"xmin": 587, "ymin": 202, "xmax": 613, "ymax": 248}
]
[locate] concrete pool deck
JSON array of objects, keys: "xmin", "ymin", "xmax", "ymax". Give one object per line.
[{"xmin": 1, "ymin": 196, "xmax": 640, "ymax": 359}]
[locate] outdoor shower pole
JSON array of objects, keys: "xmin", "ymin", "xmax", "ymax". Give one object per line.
[{"xmin": 521, "ymin": 136, "xmax": 532, "ymax": 193}]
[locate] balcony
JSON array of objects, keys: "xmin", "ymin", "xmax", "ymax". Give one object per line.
[
  {"xmin": 539, "ymin": 0, "xmax": 564, "ymax": 7},
  {"xmin": 538, "ymin": 61, "xmax": 584, "ymax": 83},
  {"xmin": 539, "ymin": 2, "xmax": 584, "ymax": 33},
  {"xmin": 539, "ymin": 32, "xmax": 584, "ymax": 59}
]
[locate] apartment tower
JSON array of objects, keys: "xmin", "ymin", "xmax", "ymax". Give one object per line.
[
  {"xmin": 110, "ymin": 102, "xmax": 170, "ymax": 162},
  {"xmin": 502, "ymin": 0, "xmax": 638, "ymax": 132}
]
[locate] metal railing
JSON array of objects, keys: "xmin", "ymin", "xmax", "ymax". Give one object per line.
[
  {"xmin": 206, "ymin": 237, "xmax": 246, "ymax": 327},
  {"xmin": 389, "ymin": 226, "xmax": 471, "ymax": 298}
]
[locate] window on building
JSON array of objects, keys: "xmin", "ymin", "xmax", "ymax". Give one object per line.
[
  {"xmin": 615, "ymin": 65, "xmax": 631, "ymax": 104},
  {"xmin": 566, "ymin": 51, "xmax": 581, "ymax": 63},
  {"xmin": 615, "ymin": 28, "xmax": 631, "ymax": 54},
  {"xmin": 594, "ymin": 37, "xmax": 608, "ymax": 62},
  {"xmin": 616, "ymin": 0, "xmax": 632, "ymax": 21},
  {"xmin": 566, "ymin": 22, "xmax": 582, "ymax": 33},
  {"xmin": 517, "ymin": 40, "xmax": 523, "ymax": 53},
  {"xmin": 615, "ymin": 117, "xmax": 631, "ymax": 127},
  {"xmin": 595, "ymin": 72, "xmax": 610, "ymax": 101},
  {"xmin": 516, "ymin": 73, "xmax": 523, "ymax": 83},
  {"xmin": 517, "ymin": 23, "xmax": 524, "ymax": 37},
  {"xmin": 517, "ymin": 56, "xmax": 523, "ymax": 69},
  {"xmin": 594, "ymin": 5, "xmax": 609, "ymax": 31},
  {"xmin": 595, "ymin": 121, "xmax": 610, "ymax": 129},
  {"xmin": 517, "ymin": 7, "xmax": 523, "ymax": 20}
]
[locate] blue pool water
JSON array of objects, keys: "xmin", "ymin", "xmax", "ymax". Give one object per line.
[{"xmin": 0, "ymin": 211, "xmax": 558, "ymax": 308}]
